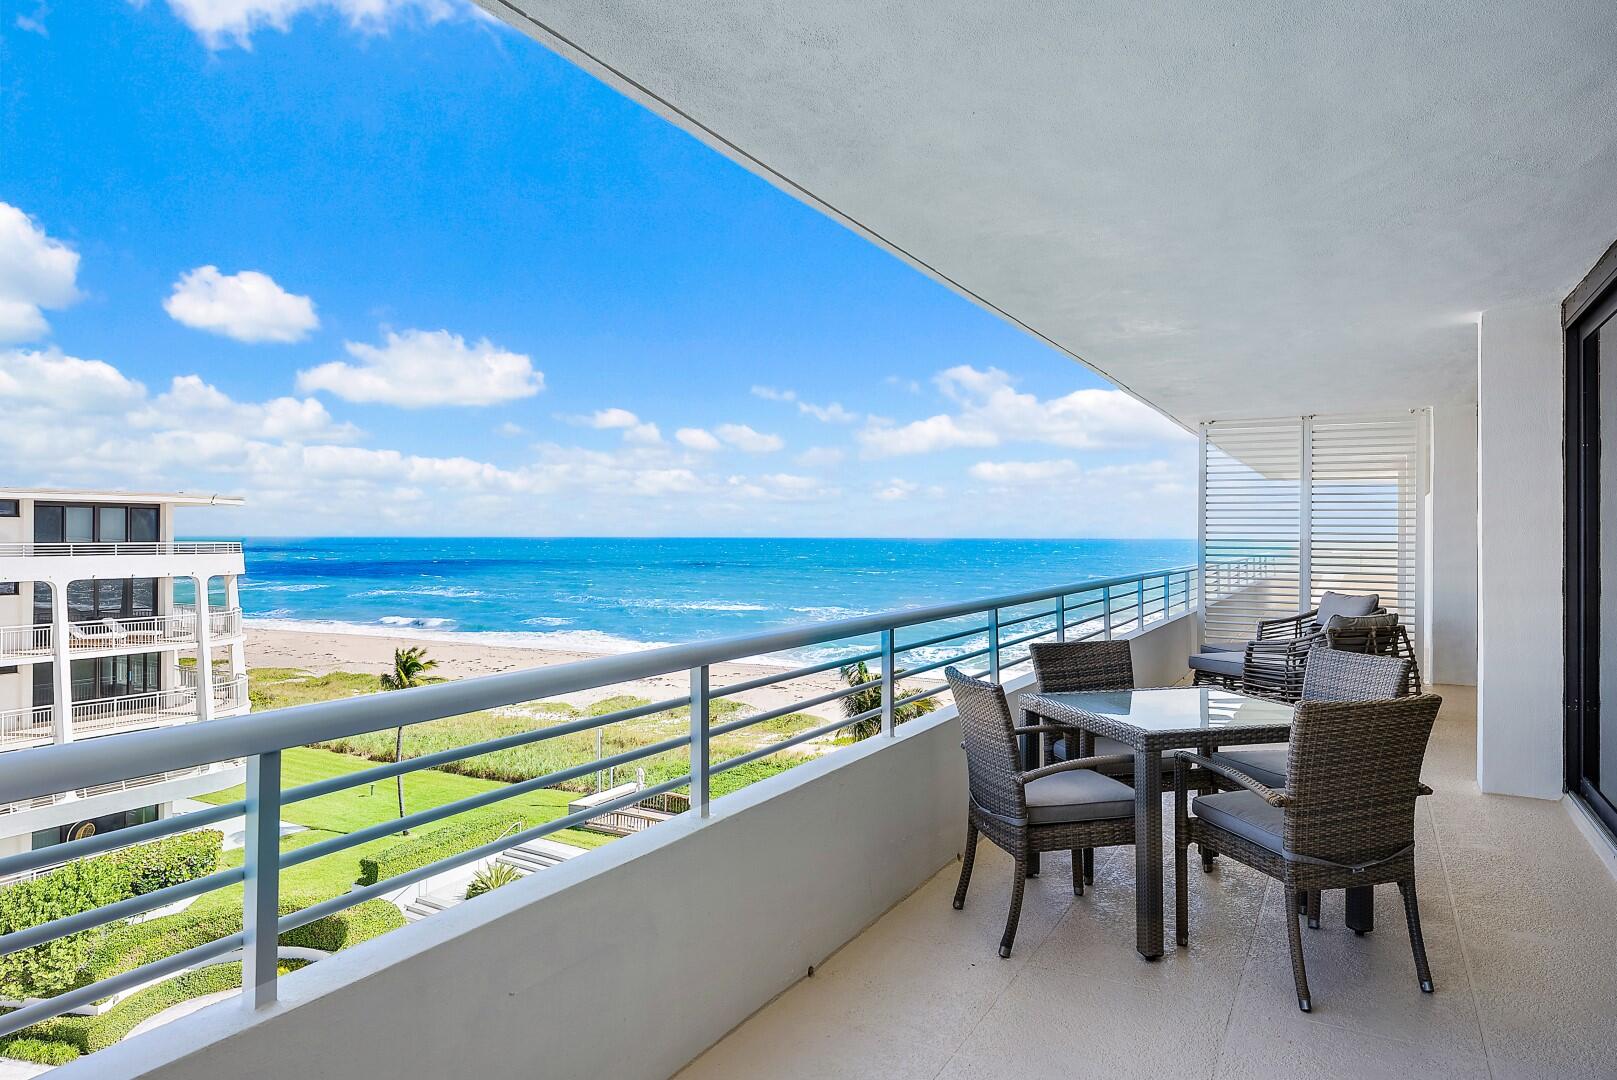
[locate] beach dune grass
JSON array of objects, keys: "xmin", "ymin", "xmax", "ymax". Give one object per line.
[{"xmin": 250, "ymin": 668, "xmax": 824, "ymax": 798}]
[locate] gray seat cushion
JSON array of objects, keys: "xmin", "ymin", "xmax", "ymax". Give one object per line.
[
  {"xmin": 1191, "ymin": 790, "xmax": 1284, "ymax": 854},
  {"xmin": 1189, "ymin": 650, "xmax": 1243, "ymax": 678},
  {"xmin": 1207, "ymin": 747, "xmax": 1287, "ymax": 789},
  {"xmin": 1201, "ymin": 642, "xmax": 1241, "ymax": 654},
  {"xmin": 1314, "ymin": 591, "xmax": 1380, "ymax": 626},
  {"xmin": 1024, "ymin": 769, "xmax": 1135, "ymax": 825}
]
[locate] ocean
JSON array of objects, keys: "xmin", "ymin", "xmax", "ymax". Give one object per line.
[{"xmin": 233, "ymin": 537, "xmax": 1196, "ymax": 660}]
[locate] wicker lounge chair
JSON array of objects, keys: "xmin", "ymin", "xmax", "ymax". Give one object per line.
[
  {"xmin": 1190, "ymin": 591, "xmax": 1384, "ymax": 699},
  {"xmin": 1174, "ymin": 692, "xmax": 1443, "ymax": 1011},
  {"xmin": 1323, "ymin": 613, "xmax": 1423, "ymax": 692},
  {"xmin": 945, "ymin": 666, "xmax": 1137, "ymax": 958}
]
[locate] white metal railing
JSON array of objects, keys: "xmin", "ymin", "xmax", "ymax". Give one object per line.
[
  {"xmin": 0, "ymin": 704, "xmax": 53, "ymax": 745},
  {"xmin": 175, "ymin": 667, "xmax": 249, "ymax": 709},
  {"xmin": 71, "ymin": 688, "xmax": 202, "ymax": 737},
  {"xmin": 0, "ymin": 608, "xmax": 242, "ymax": 661},
  {"xmin": 0, "ymin": 541, "xmax": 242, "ymax": 558},
  {"xmin": 0, "ymin": 563, "xmax": 1197, "ymax": 1040}
]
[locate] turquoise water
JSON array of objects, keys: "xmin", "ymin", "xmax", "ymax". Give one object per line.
[{"xmin": 234, "ymin": 537, "xmax": 1196, "ymax": 657}]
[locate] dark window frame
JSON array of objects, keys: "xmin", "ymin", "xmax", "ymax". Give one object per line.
[
  {"xmin": 34, "ymin": 501, "xmax": 161, "ymax": 544},
  {"xmin": 1563, "ymin": 247, "xmax": 1617, "ymax": 840},
  {"xmin": 0, "ymin": 499, "xmax": 17, "ymax": 518}
]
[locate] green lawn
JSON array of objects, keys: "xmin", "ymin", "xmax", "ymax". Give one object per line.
[{"xmin": 193, "ymin": 745, "xmax": 613, "ymax": 913}]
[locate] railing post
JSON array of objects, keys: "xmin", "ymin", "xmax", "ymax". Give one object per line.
[
  {"xmin": 880, "ymin": 628, "xmax": 895, "ymax": 737},
  {"xmin": 988, "ymin": 608, "xmax": 1001, "ymax": 682},
  {"xmin": 1102, "ymin": 586, "xmax": 1113, "ymax": 640},
  {"xmin": 1136, "ymin": 576, "xmax": 1146, "ymax": 632},
  {"xmin": 243, "ymin": 749, "xmax": 281, "ymax": 1009},
  {"xmin": 1055, "ymin": 595, "xmax": 1067, "ymax": 642},
  {"xmin": 689, "ymin": 665, "xmax": 710, "ymax": 817}
]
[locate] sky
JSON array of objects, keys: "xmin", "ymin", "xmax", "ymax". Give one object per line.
[{"xmin": 0, "ymin": 0, "xmax": 1195, "ymax": 539}]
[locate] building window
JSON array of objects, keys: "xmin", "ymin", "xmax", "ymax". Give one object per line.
[
  {"xmin": 33, "ymin": 505, "xmax": 63, "ymax": 544},
  {"xmin": 35, "ymin": 502, "xmax": 161, "ymax": 544},
  {"xmin": 130, "ymin": 507, "xmax": 158, "ymax": 542},
  {"xmin": 31, "ymin": 805, "xmax": 159, "ymax": 852},
  {"xmin": 0, "ymin": 582, "xmax": 17, "ymax": 596},
  {"xmin": 0, "ymin": 499, "xmax": 17, "ymax": 517}
]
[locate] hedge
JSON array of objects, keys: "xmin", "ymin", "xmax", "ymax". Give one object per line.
[
  {"xmin": 82, "ymin": 896, "xmax": 404, "ymax": 986},
  {"xmin": 0, "ymin": 830, "xmax": 223, "ymax": 1000},
  {"xmin": 356, "ymin": 817, "xmax": 524, "ymax": 887},
  {"xmin": 0, "ymin": 1035, "xmax": 80, "ymax": 1065}
]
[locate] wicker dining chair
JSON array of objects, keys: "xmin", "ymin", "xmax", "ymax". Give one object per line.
[
  {"xmin": 1205, "ymin": 649, "xmax": 1416, "ymax": 792},
  {"xmin": 945, "ymin": 667, "xmax": 1137, "ymax": 958},
  {"xmin": 1026, "ymin": 640, "xmax": 1138, "ymax": 887},
  {"xmin": 1173, "ymin": 692, "xmax": 1443, "ymax": 1011}
]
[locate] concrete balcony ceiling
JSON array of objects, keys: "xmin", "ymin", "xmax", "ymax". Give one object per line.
[{"xmin": 488, "ymin": 0, "xmax": 1617, "ymax": 423}]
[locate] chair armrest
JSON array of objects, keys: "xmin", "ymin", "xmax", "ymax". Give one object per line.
[
  {"xmin": 1173, "ymin": 751, "xmax": 1289, "ymax": 806},
  {"xmin": 1254, "ymin": 610, "xmax": 1313, "ymax": 640},
  {"xmin": 1020, "ymin": 755, "xmax": 1134, "ymax": 783},
  {"xmin": 1012, "ymin": 723, "xmax": 1077, "ymax": 736}
]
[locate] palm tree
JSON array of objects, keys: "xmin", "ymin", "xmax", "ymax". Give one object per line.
[
  {"xmin": 838, "ymin": 659, "xmax": 937, "ymax": 741},
  {"xmin": 379, "ymin": 646, "xmax": 437, "ymax": 832}
]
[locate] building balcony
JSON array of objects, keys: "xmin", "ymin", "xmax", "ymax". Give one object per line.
[
  {"xmin": 0, "ymin": 541, "xmax": 242, "ymax": 558},
  {"xmin": 0, "ymin": 607, "xmax": 244, "ymax": 663},
  {"xmin": 0, "ymin": 677, "xmax": 249, "ymax": 749}
]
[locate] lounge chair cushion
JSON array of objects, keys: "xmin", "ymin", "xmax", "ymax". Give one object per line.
[
  {"xmin": 1189, "ymin": 651, "xmax": 1243, "ymax": 679},
  {"xmin": 1207, "ymin": 747, "xmax": 1287, "ymax": 789},
  {"xmin": 1192, "ymin": 790, "xmax": 1285, "ymax": 854},
  {"xmin": 1201, "ymin": 642, "xmax": 1241, "ymax": 654},
  {"xmin": 1314, "ymin": 591, "xmax": 1380, "ymax": 627},
  {"xmin": 1024, "ymin": 769, "xmax": 1135, "ymax": 825}
]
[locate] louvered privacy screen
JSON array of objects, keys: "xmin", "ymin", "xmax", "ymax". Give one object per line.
[{"xmin": 1200, "ymin": 413, "xmax": 1423, "ymax": 649}]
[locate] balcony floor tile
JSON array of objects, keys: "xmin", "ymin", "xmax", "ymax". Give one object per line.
[{"xmin": 678, "ymin": 686, "xmax": 1617, "ymax": 1080}]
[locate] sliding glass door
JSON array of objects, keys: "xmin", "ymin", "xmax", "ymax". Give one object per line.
[{"xmin": 1566, "ymin": 276, "xmax": 1617, "ymax": 834}]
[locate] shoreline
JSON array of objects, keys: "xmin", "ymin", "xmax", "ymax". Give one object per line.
[{"xmin": 245, "ymin": 624, "xmax": 851, "ymax": 719}]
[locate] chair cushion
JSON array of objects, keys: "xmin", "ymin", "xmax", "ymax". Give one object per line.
[
  {"xmin": 1191, "ymin": 790, "xmax": 1284, "ymax": 855},
  {"xmin": 1314, "ymin": 591, "xmax": 1380, "ymax": 626},
  {"xmin": 1189, "ymin": 651, "xmax": 1243, "ymax": 678},
  {"xmin": 1207, "ymin": 747, "xmax": 1287, "ymax": 789},
  {"xmin": 1024, "ymin": 769, "xmax": 1135, "ymax": 825},
  {"xmin": 1201, "ymin": 642, "xmax": 1241, "ymax": 654}
]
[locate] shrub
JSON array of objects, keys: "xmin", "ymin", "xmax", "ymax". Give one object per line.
[
  {"xmin": 356, "ymin": 818, "xmax": 524, "ymax": 887},
  {"xmin": 0, "ymin": 829, "xmax": 223, "ymax": 999},
  {"xmin": 106, "ymin": 830, "xmax": 222, "ymax": 896},
  {"xmin": 464, "ymin": 862, "xmax": 521, "ymax": 900},
  {"xmin": 0, "ymin": 1036, "xmax": 80, "ymax": 1065},
  {"xmin": 280, "ymin": 900, "xmax": 403, "ymax": 953}
]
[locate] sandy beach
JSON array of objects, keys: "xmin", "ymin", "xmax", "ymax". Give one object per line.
[{"xmin": 246, "ymin": 625, "xmax": 852, "ymax": 720}]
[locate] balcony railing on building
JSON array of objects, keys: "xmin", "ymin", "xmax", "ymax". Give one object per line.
[
  {"xmin": 0, "ymin": 675, "xmax": 248, "ymax": 749},
  {"xmin": 0, "ymin": 541, "xmax": 243, "ymax": 558},
  {"xmin": 0, "ymin": 607, "xmax": 242, "ymax": 662}
]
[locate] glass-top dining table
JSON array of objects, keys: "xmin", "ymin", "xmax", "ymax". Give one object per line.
[{"xmin": 1018, "ymin": 686, "xmax": 1296, "ymax": 960}]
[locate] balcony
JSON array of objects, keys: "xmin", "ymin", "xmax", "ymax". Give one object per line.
[
  {"xmin": 0, "ymin": 678, "xmax": 248, "ymax": 749},
  {"xmin": 0, "ymin": 541, "xmax": 242, "ymax": 557},
  {"xmin": 0, "ymin": 608, "xmax": 244, "ymax": 663}
]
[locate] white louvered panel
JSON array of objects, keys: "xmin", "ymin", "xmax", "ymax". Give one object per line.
[
  {"xmin": 1201, "ymin": 417, "xmax": 1304, "ymax": 644},
  {"xmin": 1308, "ymin": 414, "xmax": 1421, "ymax": 652}
]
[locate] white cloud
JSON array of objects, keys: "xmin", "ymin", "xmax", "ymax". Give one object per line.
[
  {"xmin": 714, "ymin": 423, "xmax": 784, "ymax": 453},
  {"xmin": 0, "ymin": 348, "xmax": 142, "ymax": 412},
  {"xmin": 676, "ymin": 427, "xmax": 722, "ymax": 452},
  {"xmin": 967, "ymin": 459, "xmax": 1081, "ymax": 486},
  {"xmin": 724, "ymin": 473, "xmax": 835, "ymax": 502},
  {"xmin": 137, "ymin": 374, "xmax": 358, "ymax": 443},
  {"xmin": 860, "ymin": 364, "xmax": 1185, "ymax": 457},
  {"xmin": 750, "ymin": 384, "xmax": 857, "ymax": 424},
  {"xmin": 496, "ymin": 422, "xmax": 526, "ymax": 437},
  {"xmin": 794, "ymin": 446, "xmax": 844, "ymax": 468},
  {"xmin": 876, "ymin": 479, "xmax": 917, "ymax": 502},
  {"xmin": 573, "ymin": 407, "xmax": 660, "ymax": 444},
  {"xmin": 163, "ymin": 265, "xmax": 319, "ymax": 344},
  {"xmin": 297, "ymin": 328, "xmax": 543, "ymax": 408},
  {"xmin": 165, "ymin": 0, "xmax": 462, "ymax": 50},
  {"xmin": 0, "ymin": 203, "xmax": 80, "ymax": 343}
]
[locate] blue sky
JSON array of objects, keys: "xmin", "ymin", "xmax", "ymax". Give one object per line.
[{"xmin": 0, "ymin": 0, "xmax": 1194, "ymax": 538}]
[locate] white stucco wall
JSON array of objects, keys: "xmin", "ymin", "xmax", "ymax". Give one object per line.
[
  {"xmin": 1427, "ymin": 402, "xmax": 1479, "ymax": 685},
  {"xmin": 1476, "ymin": 300, "xmax": 1564, "ymax": 799},
  {"xmin": 75, "ymin": 615, "xmax": 1196, "ymax": 1080}
]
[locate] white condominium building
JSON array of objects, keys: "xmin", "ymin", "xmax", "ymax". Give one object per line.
[{"xmin": 0, "ymin": 488, "xmax": 249, "ymax": 861}]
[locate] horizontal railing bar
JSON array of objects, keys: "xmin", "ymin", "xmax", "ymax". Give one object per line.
[
  {"xmin": 994, "ymin": 606, "xmax": 1059, "ymax": 632},
  {"xmin": 892, "ymin": 685, "xmax": 948, "ymax": 710},
  {"xmin": 0, "ymin": 933, "xmax": 246, "ymax": 1041},
  {"xmin": 893, "ymin": 623, "xmax": 992, "ymax": 655},
  {"xmin": 710, "ymin": 713, "xmax": 863, "ymax": 775},
  {"xmin": 709, "ymin": 647, "xmax": 882, "ymax": 698},
  {"xmin": 280, "ymin": 734, "xmax": 693, "ymax": 870},
  {"xmin": 998, "ymin": 625, "xmax": 1057, "ymax": 651},
  {"xmin": 707, "ymin": 680, "xmax": 868, "ymax": 738},
  {"xmin": 280, "ymin": 694, "xmax": 690, "ymax": 806},
  {"xmin": 0, "ymin": 563, "xmax": 1196, "ymax": 803},
  {"xmin": 900, "ymin": 645, "xmax": 991, "ymax": 680},
  {"xmin": 0, "ymin": 867, "xmax": 246, "ymax": 957},
  {"xmin": 0, "ymin": 800, "xmax": 244, "ymax": 880},
  {"xmin": 275, "ymin": 776, "xmax": 694, "ymax": 935}
]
